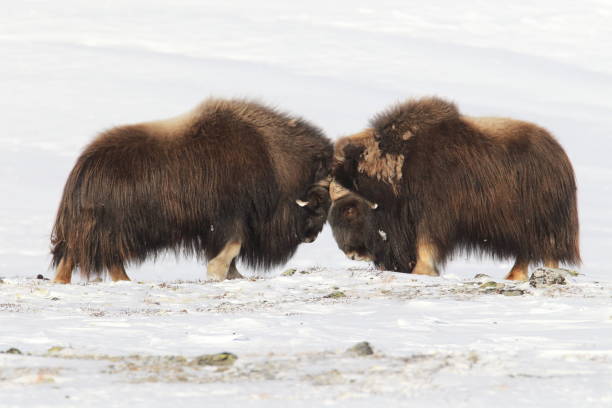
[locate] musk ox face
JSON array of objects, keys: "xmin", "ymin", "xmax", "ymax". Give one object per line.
[
  {"xmin": 298, "ymin": 183, "xmax": 332, "ymax": 243},
  {"xmin": 329, "ymin": 195, "xmax": 375, "ymax": 261},
  {"xmin": 329, "ymin": 195, "xmax": 406, "ymax": 272},
  {"xmin": 327, "ymin": 181, "xmax": 406, "ymax": 270}
]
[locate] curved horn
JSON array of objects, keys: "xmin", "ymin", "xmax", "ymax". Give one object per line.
[
  {"xmin": 330, "ymin": 180, "xmax": 378, "ymax": 209},
  {"xmin": 296, "ymin": 199, "xmax": 309, "ymax": 207},
  {"xmin": 315, "ymin": 175, "xmax": 332, "ymax": 188},
  {"xmin": 329, "ymin": 180, "xmax": 351, "ymax": 202}
]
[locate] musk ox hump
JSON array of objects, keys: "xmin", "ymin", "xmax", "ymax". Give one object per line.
[
  {"xmin": 463, "ymin": 116, "xmax": 538, "ymax": 139},
  {"xmin": 141, "ymin": 108, "xmax": 198, "ymax": 139},
  {"xmin": 370, "ymin": 96, "xmax": 460, "ymax": 141}
]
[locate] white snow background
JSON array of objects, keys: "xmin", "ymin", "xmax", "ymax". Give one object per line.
[{"xmin": 1, "ymin": 1, "xmax": 611, "ymax": 406}]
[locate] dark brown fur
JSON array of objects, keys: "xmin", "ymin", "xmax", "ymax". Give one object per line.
[
  {"xmin": 330, "ymin": 97, "xmax": 580, "ymax": 277},
  {"xmin": 51, "ymin": 98, "xmax": 332, "ymax": 281}
]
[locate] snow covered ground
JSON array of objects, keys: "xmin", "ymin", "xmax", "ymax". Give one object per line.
[
  {"xmin": 1, "ymin": 1, "xmax": 611, "ymax": 406},
  {"xmin": 1, "ymin": 269, "xmax": 611, "ymax": 407}
]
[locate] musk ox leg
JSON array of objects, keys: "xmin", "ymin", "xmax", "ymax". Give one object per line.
[
  {"xmin": 412, "ymin": 241, "xmax": 440, "ymax": 277},
  {"xmin": 207, "ymin": 240, "xmax": 242, "ymax": 281},
  {"xmin": 505, "ymin": 258, "xmax": 529, "ymax": 281},
  {"xmin": 226, "ymin": 260, "xmax": 244, "ymax": 280},
  {"xmin": 109, "ymin": 265, "xmax": 131, "ymax": 282},
  {"xmin": 53, "ymin": 257, "xmax": 74, "ymax": 284},
  {"xmin": 544, "ymin": 259, "xmax": 559, "ymax": 269}
]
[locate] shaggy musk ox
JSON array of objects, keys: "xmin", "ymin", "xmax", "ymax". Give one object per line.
[
  {"xmin": 329, "ymin": 97, "xmax": 580, "ymax": 280},
  {"xmin": 51, "ymin": 98, "xmax": 333, "ymax": 283}
]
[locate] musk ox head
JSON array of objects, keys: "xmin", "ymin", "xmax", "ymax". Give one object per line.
[
  {"xmin": 328, "ymin": 126, "xmax": 417, "ymax": 273},
  {"xmin": 297, "ymin": 178, "xmax": 332, "ymax": 243},
  {"xmin": 327, "ymin": 180, "xmax": 404, "ymax": 269},
  {"xmin": 328, "ymin": 183, "xmax": 375, "ymax": 261}
]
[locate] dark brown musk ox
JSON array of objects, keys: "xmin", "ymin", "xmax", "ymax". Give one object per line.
[
  {"xmin": 51, "ymin": 98, "xmax": 333, "ymax": 283},
  {"xmin": 329, "ymin": 97, "xmax": 580, "ymax": 280}
]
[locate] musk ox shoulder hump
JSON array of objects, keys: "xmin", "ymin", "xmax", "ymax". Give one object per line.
[
  {"xmin": 139, "ymin": 98, "xmax": 307, "ymax": 140},
  {"xmin": 370, "ymin": 96, "xmax": 460, "ymax": 141},
  {"xmin": 462, "ymin": 116, "xmax": 548, "ymax": 139},
  {"xmin": 193, "ymin": 98, "xmax": 314, "ymax": 133},
  {"xmin": 140, "ymin": 107, "xmax": 199, "ymax": 139}
]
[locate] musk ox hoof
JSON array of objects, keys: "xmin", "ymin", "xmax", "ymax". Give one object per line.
[
  {"xmin": 226, "ymin": 268, "xmax": 244, "ymax": 280},
  {"xmin": 529, "ymin": 267, "xmax": 574, "ymax": 287},
  {"xmin": 207, "ymin": 260, "xmax": 230, "ymax": 281},
  {"xmin": 412, "ymin": 264, "xmax": 440, "ymax": 277}
]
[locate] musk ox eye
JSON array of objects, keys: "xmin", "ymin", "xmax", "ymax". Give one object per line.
[{"xmin": 343, "ymin": 205, "xmax": 358, "ymax": 220}]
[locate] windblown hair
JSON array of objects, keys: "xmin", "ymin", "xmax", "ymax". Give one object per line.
[
  {"xmin": 51, "ymin": 98, "xmax": 332, "ymax": 278},
  {"xmin": 332, "ymin": 96, "xmax": 580, "ymax": 272}
]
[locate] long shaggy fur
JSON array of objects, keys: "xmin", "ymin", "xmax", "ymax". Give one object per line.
[
  {"xmin": 331, "ymin": 96, "xmax": 580, "ymax": 272},
  {"xmin": 51, "ymin": 98, "xmax": 333, "ymax": 278}
]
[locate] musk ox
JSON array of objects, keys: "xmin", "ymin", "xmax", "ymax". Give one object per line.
[
  {"xmin": 51, "ymin": 98, "xmax": 332, "ymax": 283},
  {"xmin": 329, "ymin": 97, "xmax": 580, "ymax": 280}
]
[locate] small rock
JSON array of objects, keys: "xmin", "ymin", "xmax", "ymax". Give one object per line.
[
  {"xmin": 502, "ymin": 289, "xmax": 525, "ymax": 296},
  {"xmin": 47, "ymin": 346, "xmax": 65, "ymax": 354},
  {"xmin": 4, "ymin": 347, "xmax": 22, "ymax": 355},
  {"xmin": 36, "ymin": 274, "xmax": 49, "ymax": 280},
  {"xmin": 324, "ymin": 291, "xmax": 346, "ymax": 299},
  {"xmin": 281, "ymin": 269, "xmax": 296, "ymax": 277},
  {"xmin": 50, "ymin": 297, "xmax": 60, "ymax": 301},
  {"xmin": 479, "ymin": 281, "xmax": 504, "ymax": 289},
  {"xmin": 0, "ymin": 279, "xmax": 4, "ymax": 284},
  {"xmin": 474, "ymin": 273, "xmax": 492, "ymax": 280},
  {"xmin": 529, "ymin": 268, "xmax": 567, "ymax": 287},
  {"xmin": 347, "ymin": 341, "xmax": 374, "ymax": 356},
  {"xmin": 194, "ymin": 352, "xmax": 237, "ymax": 366}
]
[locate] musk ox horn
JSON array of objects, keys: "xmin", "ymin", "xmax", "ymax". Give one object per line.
[
  {"xmin": 330, "ymin": 180, "xmax": 378, "ymax": 210},
  {"xmin": 330, "ymin": 180, "xmax": 350, "ymax": 202},
  {"xmin": 316, "ymin": 175, "xmax": 333, "ymax": 188},
  {"xmin": 296, "ymin": 199, "xmax": 309, "ymax": 207}
]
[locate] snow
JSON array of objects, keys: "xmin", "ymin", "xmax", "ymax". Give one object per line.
[
  {"xmin": 1, "ymin": 0, "xmax": 612, "ymax": 406},
  {"xmin": 1, "ymin": 270, "xmax": 611, "ymax": 407}
]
